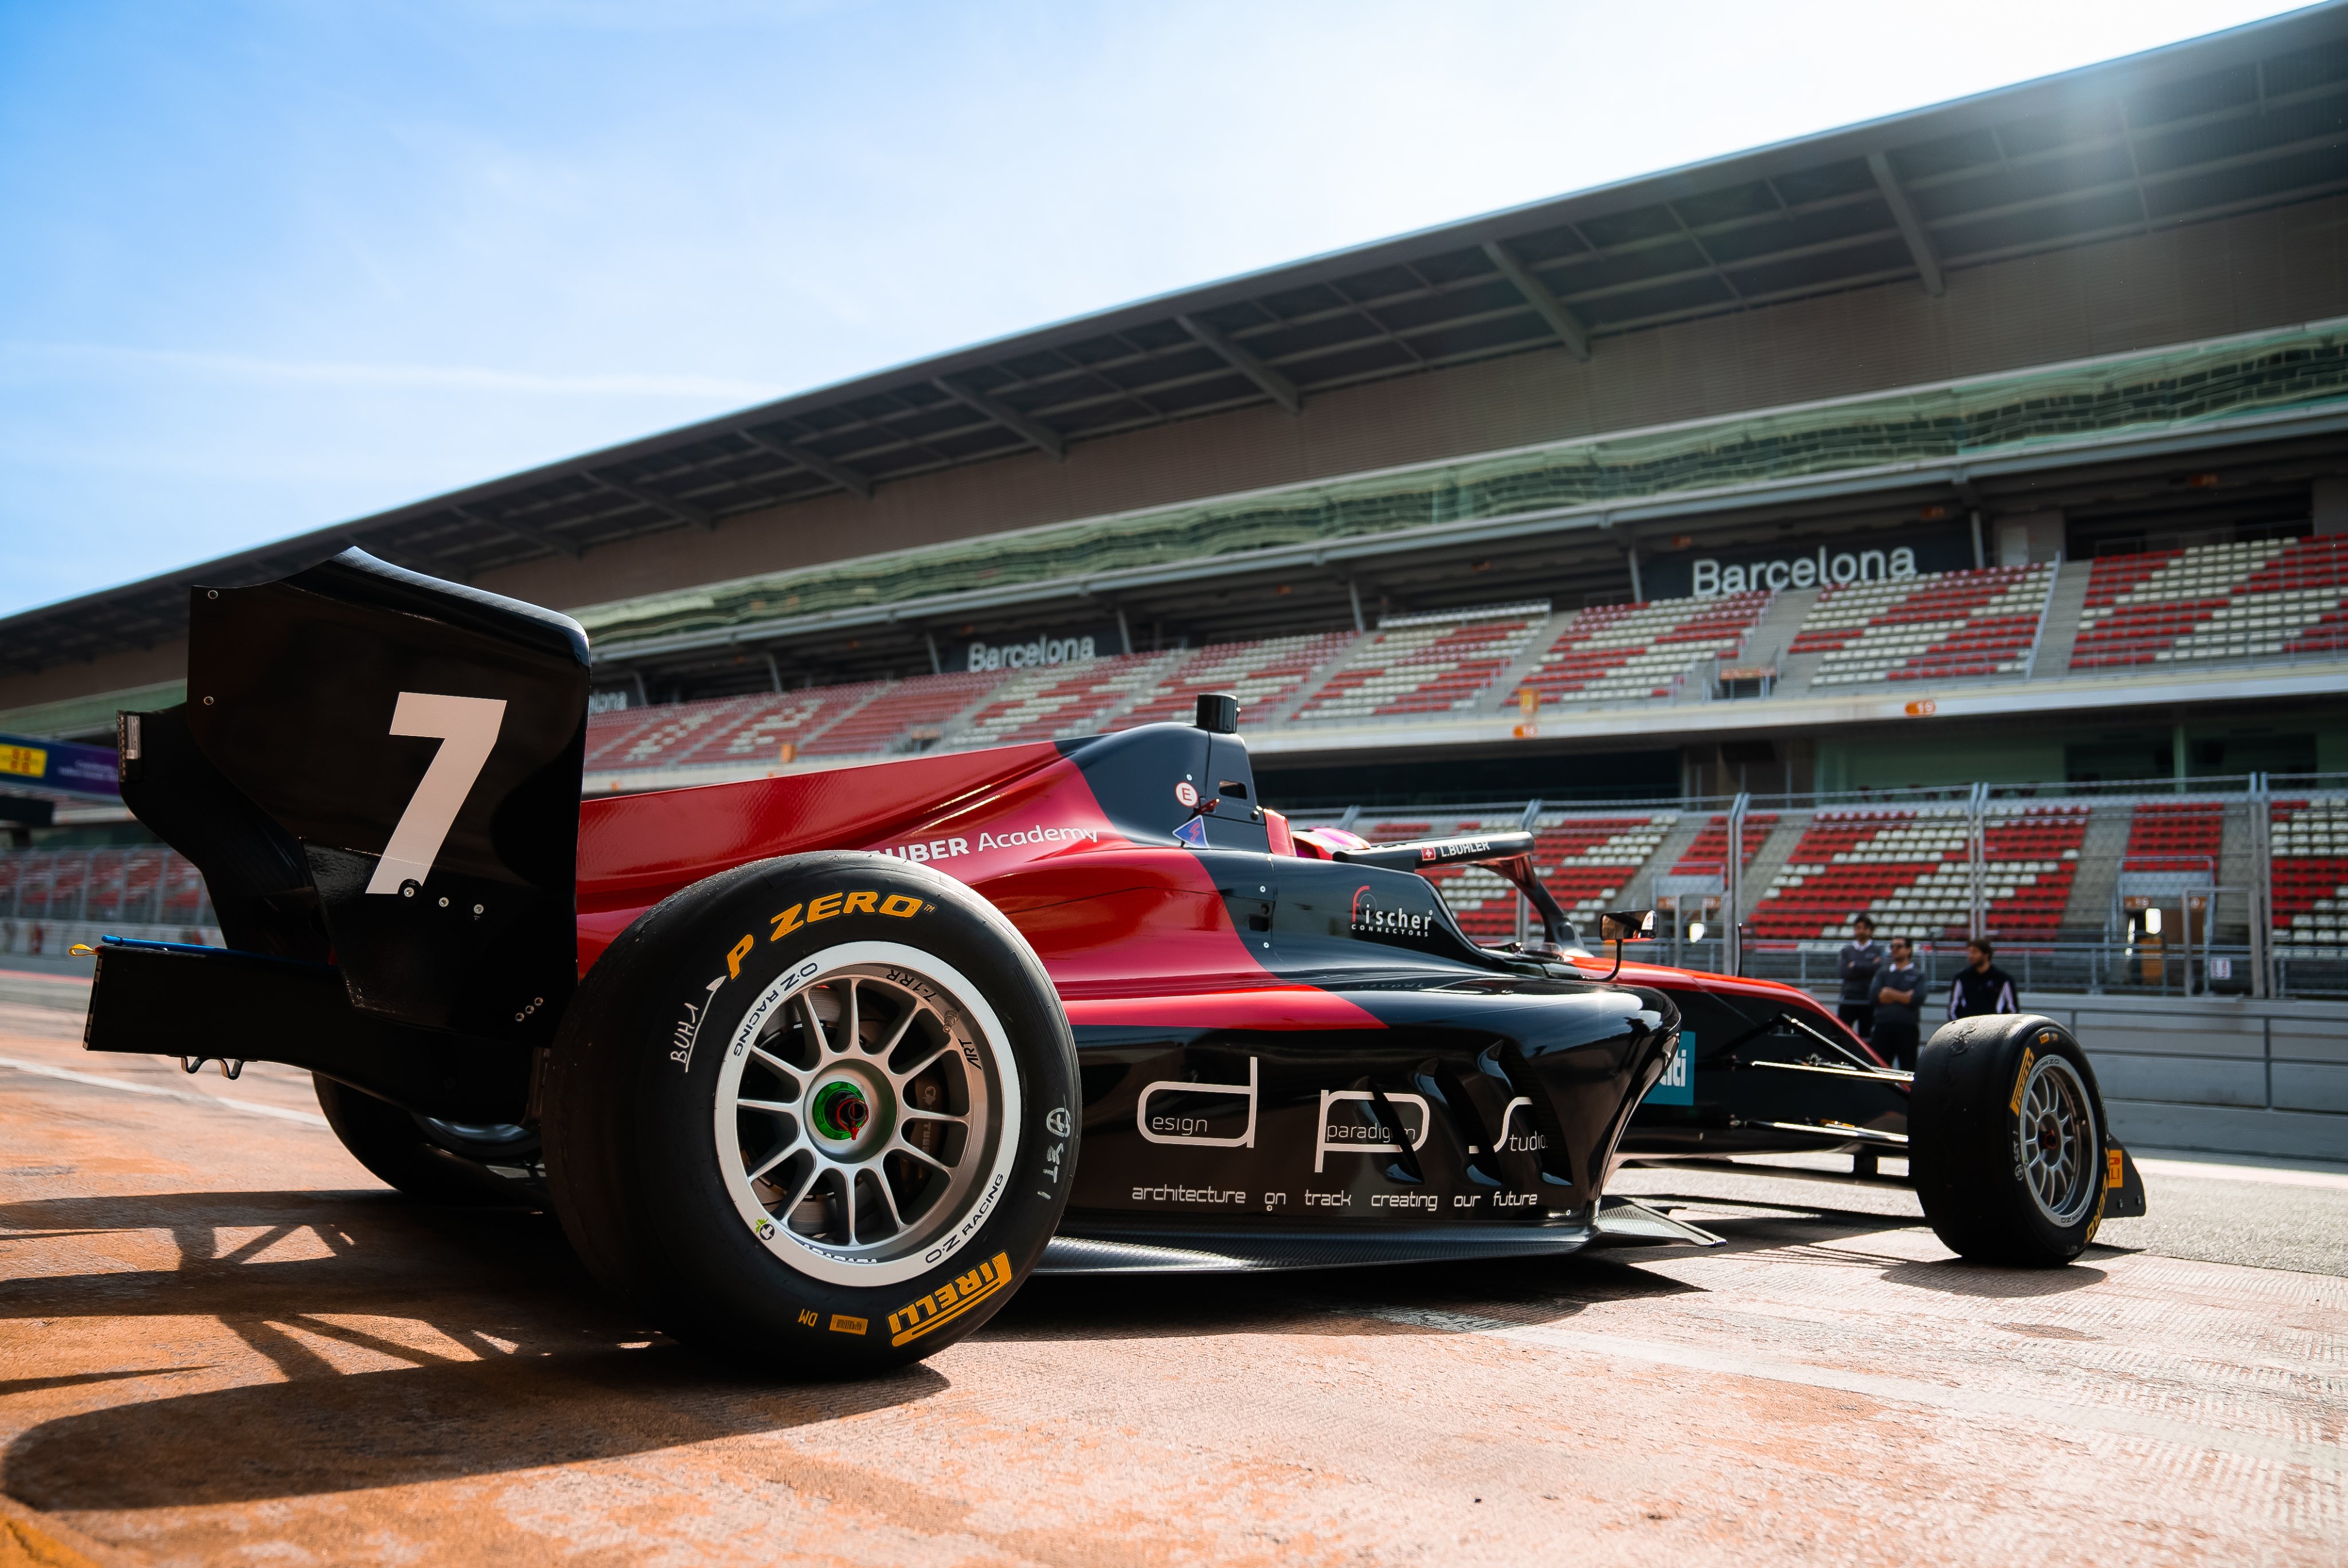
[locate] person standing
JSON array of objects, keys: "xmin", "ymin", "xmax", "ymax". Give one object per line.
[
  {"xmin": 1837, "ymin": 915, "xmax": 1886, "ymax": 1039},
  {"xmin": 1869, "ymin": 935, "xmax": 1926, "ymax": 1070},
  {"xmin": 1946, "ymin": 938, "xmax": 2019, "ymax": 1020}
]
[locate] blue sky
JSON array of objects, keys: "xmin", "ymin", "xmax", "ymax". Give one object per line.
[{"xmin": 0, "ymin": 0, "xmax": 2315, "ymax": 617}]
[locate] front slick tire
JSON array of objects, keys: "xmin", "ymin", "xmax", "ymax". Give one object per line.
[
  {"xmin": 1911, "ymin": 1014, "xmax": 2108, "ymax": 1267},
  {"xmin": 543, "ymin": 852, "xmax": 1077, "ymax": 1374}
]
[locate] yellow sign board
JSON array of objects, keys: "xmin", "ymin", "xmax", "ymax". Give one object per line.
[{"xmin": 0, "ymin": 743, "xmax": 48, "ymax": 779}]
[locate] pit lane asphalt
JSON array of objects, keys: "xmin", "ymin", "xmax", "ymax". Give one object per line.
[{"xmin": 0, "ymin": 968, "xmax": 2340, "ymax": 1566}]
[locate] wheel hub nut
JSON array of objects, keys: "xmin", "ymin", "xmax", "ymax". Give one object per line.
[{"xmin": 813, "ymin": 1081, "xmax": 872, "ymax": 1143}]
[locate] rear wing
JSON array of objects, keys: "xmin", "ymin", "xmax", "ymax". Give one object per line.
[
  {"xmin": 116, "ymin": 550, "xmax": 589, "ymax": 1043},
  {"xmin": 1331, "ymin": 830, "xmax": 1581, "ymax": 953}
]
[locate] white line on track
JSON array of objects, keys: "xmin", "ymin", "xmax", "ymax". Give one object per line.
[
  {"xmin": 0, "ymin": 1053, "xmax": 328, "ymax": 1126},
  {"xmin": 2134, "ymin": 1155, "xmax": 2348, "ymax": 1191},
  {"xmin": 1370, "ymin": 1305, "xmax": 2345, "ymax": 1473}
]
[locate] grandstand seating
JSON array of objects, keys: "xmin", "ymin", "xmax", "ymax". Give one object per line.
[
  {"xmin": 2122, "ymin": 799, "xmax": 2225, "ymax": 875},
  {"xmin": 2271, "ymin": 797, "xmax": 2348, "ymax": 954},
  {"xmin": 1339, "ymin": 812, "xmax": 1676, "ymax": 942},
  {"xmin": 1517, "ymin": 591, "xmax": 1771, "ymax": 706},
  {"xmin": 1115, "ymin": 631, "xmax": 1359, "ymax": 728},
  {"xmin": 583, "ymin": 685, "xmax": 885, "ymax": 773},
  {"xmin": 1978, "ymin": 809, "xmax": 2091, "ymax": 938},
  {"xmin": 1529, "ymin": 813, "xmax": 1677, "ymax": 930},
  {"xmin": 1752, "ymin": 805, "xmax": 2085, "ymax": 940},
  {"xmin": 957, "ymin": 653, "xmax": 1179, "ymax": 745},
  {"xmin": 1669, "ymin": 813, "xmax": 1778, "ymax": 876},
  {"xmin": 1333, "ymin": 817, "xmax": 1681, "ymax": 939},
  {"xmin": 1791, "ymin": 565, "xmax": 2054, "ymax": 685},
  {"xmin": 800, "ymin": 672, "xmax": 1003, "ymax": 758},
  {"xmin": 2071, "ymin": 534, "xmax": 2348, "ymax": 669},
  {"xmin": 1293, "ymin": 603, "xmax": 1547, "ymax": 721},
  {"xmin": 159, "ymin": 852, "xmax": 210, "ymax": 922},
  {"xmin": 0, "ymin": 846, "xmax": 216, "ymax": 927}
]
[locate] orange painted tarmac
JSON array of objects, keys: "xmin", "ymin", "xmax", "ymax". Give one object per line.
[{"xmin": 0, "ymin": 973, "xmax": 2340, "ymax": 1566}]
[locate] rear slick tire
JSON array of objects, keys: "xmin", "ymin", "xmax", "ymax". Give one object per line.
[
  {"xmin": 541, "ymin": 852, "xmax": 1079, "ymax": 1374},
  {"xmin": 1910, "ymin": 1014, "xmax": 2108, "ymax": 1267},
  {"xmin": 313, "ymin": 1074, "xmax": 541, "ymax": 1205}
]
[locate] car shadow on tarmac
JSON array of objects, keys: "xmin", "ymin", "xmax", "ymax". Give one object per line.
[
  {"xmin": 991, "ymin": 1197, "xmax": 1963, "ymax": 1345},
  {"xmin": 1627, "ymin": 1192, "xmax": 2122, "ymax": 1296},
  {"xmin": 0, "ymin": 1188, "xmax": 945, "ymax": 1510},
  {"xmin": 1, "ymin": 1187, "xmax": 2124, "ymax": 1509}
]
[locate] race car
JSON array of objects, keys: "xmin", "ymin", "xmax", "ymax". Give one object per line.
[{"xmin": 79, "ymin": 550, "xmax": 2142, "ymax": 1373}]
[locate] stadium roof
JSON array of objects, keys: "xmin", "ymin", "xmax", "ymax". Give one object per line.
[{"xmin": 8, "ymin": 2, "xmax": 2348, "ymax": 677}]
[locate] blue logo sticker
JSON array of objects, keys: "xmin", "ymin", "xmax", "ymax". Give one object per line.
[
  {"xmin": 1643, "ymin": 1030, "xmax": 1694, "ymax": 1106},
  {"xmin": 1172, "ymin": 817, "xmax": 1207, "ymax": 848}
]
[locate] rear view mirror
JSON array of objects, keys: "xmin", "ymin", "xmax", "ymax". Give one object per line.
[{"xmin": 1600, "ymin": 909, "xmax": 1657, "ymax": 943}]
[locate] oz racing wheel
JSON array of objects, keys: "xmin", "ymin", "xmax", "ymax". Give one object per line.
[
  {"xmin": 542, "ymin": 852, "xmax": 1078, "ymax": 1371},
  {"xmin": 1910, "ymin": 1014, "xmax": 2111, "ymax": 1267}
]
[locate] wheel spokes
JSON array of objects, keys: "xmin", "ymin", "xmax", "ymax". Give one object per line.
[
  {"xmin": 746, "ymin": 1136, "xmax": 804, "ymax": 1186},
  {"xmin": 796, "ymin": 991, "xmax": 829, "ymax": 1056},
  {"xmin": 875, "ymin": 1004, "xmax": 921, "ymax": 1062},
  {"xmin": 748, "ymin": 1042, "xmax": 804, "ymax": 1087},
  {"xmin": 889, "ymin": 1038, "xmax": 955, "ymax": 1089},
  {"xmin": 889, "ymin": 1135, "xmax": 954, "ymax": 1179},
  {"xmin": 732, "ymin": 964, "xmax": 990, "ymax": 1261},
  {"xmin": 775, "ymin": 1158, "xmax": 823, "ymax": 1229},
  {"xmin": 866, "ymin": 1170, "xmax": 907, "ymax": 1232}
]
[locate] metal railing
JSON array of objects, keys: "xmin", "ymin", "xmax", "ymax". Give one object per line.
[
  {"xmin": 1295, "ymin": 769, "xmax": 2348, "ymax": 1001},
  {"xmin": 0, "ymin": 848, "xmax": 214, "ymax": 928}
]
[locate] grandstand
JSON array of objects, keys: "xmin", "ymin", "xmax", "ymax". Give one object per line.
[
  {"xmin": 1112, "ymin": 632, "xmax": 1359, "ymax": 728},
  {"xmin": 1670, "ymin": 813, "xmax": 1776, "ymax": 876},
  {"xmin": 1292, "ymin": 603, "xmax": 1547, "ymax": 722},
  {"xmin": 1790, "ymin": 563, "xmax": 2055, "ymax": 686},
  {"xmin": 799, "ymin": 672, "xmax": 1001, "ymax": 758},
  {"xmin": 957, "ymin": 652, "xmax": 1179, "ymax": 745},
  {"xmin": 1750, "ymin": 804, "xmax": 2087, "ymax": 943},
  {"xmin": 1521, "ymin": 593, "xmax": 1770, "ymax": 706},
  {"xmin": 2123, "ymin": 799, "xmax": 2226, "ymax": 876},
  {"xmin": 2072, "ymin": 535, "xmax": 2348, "ymax": 669},
  {"xmin": 2272, "ymin": 796, "xmax": 2348, "ymax": 957}
]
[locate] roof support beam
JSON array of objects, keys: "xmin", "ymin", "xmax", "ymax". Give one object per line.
[
  {"xmin": 1176, "ymin": 313, "xmax": 1301, "ymax": 414},
  {"xmin": 448, "ymin": 503, "xmax": 584, "ymax": 560},
  {"xmin": 1481, "ymin": 241, "xmax": 1591, "ymax": 362},
  {"xmin": 932, "ymin": 376, "xmax": 1065, "ymax": 461},
  {"xmin": 588, "ymin": 471, "xmax": 719, "ymax": 531},
  {"xmin": 1866, "ymin": 151, "xmax": 1945, "ymax": 297},
  {"xmin": 739, "ymin": 429, "xmax": 873, "ymax": 499}
]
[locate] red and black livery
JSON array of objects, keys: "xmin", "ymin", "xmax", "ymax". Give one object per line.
[{"xmin": 80, "ymin": 551, "xmax": 2142, "ymax": 1372}]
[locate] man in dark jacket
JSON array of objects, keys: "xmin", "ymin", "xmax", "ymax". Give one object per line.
[
  {"xmin": 1946, "ymin": 938, "xmax": 2020, "ymax": 1020},
  {"xmin": 1837, "ymin": 916, "xmax": 1886, "ymax": 1038},
  {"xmin": 1869, "ymin": 935, "xmax": 1926, "ymax": 1070}
]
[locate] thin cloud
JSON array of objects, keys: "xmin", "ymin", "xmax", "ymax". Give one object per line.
[{"xmin": 0, "ymin": 341, "xmax": 777, "ymax": 401}]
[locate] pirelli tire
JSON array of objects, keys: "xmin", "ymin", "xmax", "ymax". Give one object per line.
[
  {"xmin": 542, "ymin": 852, "xmax": 1078, "ymax": 1373},
  {"xmin": 312, "ymin": 1075, "xmax": 543, "ymax": 1206},
  {"xmin": 1910, "ymin": 1014, "xmax": 2110, "ymax": 1267}
]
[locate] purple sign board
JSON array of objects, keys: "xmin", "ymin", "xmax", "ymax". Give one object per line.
[{"xmin": 0, "ymin": 731, "xmax": 120, "ymax": 799}]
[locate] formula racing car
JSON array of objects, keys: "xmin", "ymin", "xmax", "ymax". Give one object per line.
[{"xmin": 80, "ymin": 551, "xmax": 2143, "ymax": 1373}]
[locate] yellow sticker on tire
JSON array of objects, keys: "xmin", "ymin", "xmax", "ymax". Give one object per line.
[
  {"xmin": 888, "ymin": 1252, "xmax": 1013, "ymax": 1347},
  {"xmin": 2009, "ymin": 1046, "xmax": 2036, "ymax": 1114}
]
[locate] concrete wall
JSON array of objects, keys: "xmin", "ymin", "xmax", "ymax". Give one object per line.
[
  {"xmin": 1814, "ymin": 730, "xmax": 2069, "ymax": 791},
  {"xmin": 2014, "ymin": 991, "xmax": 2347, "ymax": 1163}
]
